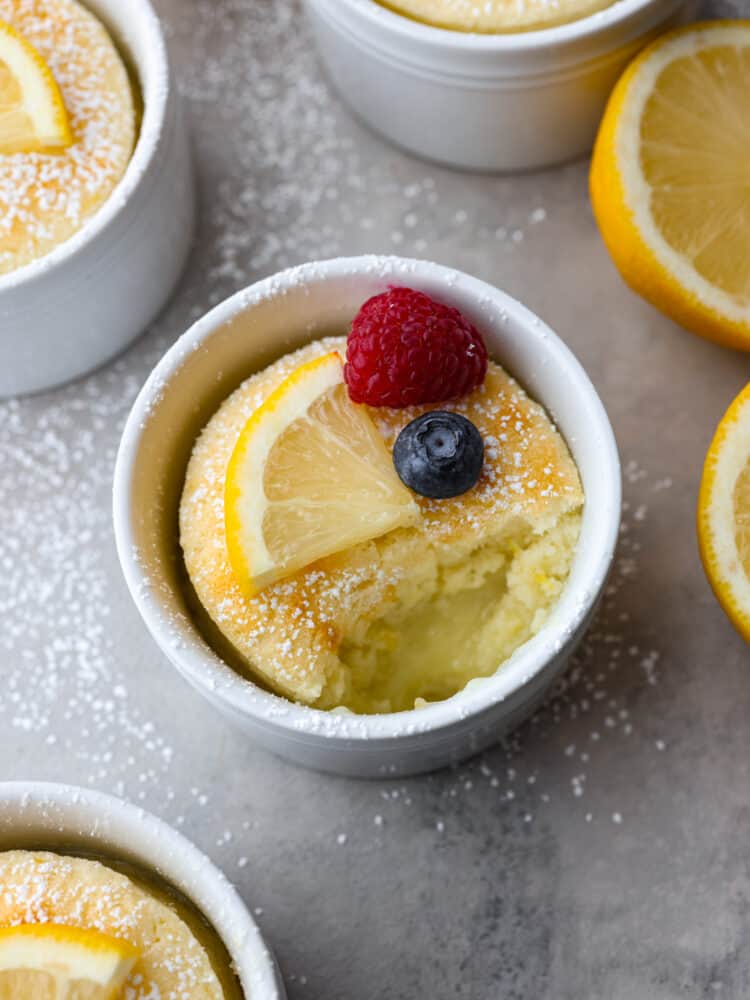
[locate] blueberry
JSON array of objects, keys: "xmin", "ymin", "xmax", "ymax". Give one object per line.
[{"xmin": 393, "ymin": 411, "xmax": 484, "ymax": 500}]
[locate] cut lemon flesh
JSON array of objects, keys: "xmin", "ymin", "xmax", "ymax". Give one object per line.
[
  {"xmin": 0, "ymin": 18, "xmax": 72, "ymax": 154},
  {"xmin": 590, "ymin": 22, "xmax": 750, "ymax": 349},
  {"xmin": 698, "ymin": 383, "xmax": 750, "ymax": 642},
  {"xmin": 0, "ymin": 923, "xmax": 138, "ymax": 999},
  {"xmin": 225, "ymin": 352, "xmax": 421, "ymax": 595}
]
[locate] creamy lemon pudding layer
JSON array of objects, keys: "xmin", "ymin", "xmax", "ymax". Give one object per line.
[
  {"xmin": 0, "ymin": 0, "xmax": 136, "ymax": 275},
  {"xmin": 0, "ymin": 850, "xmax": 236, "ymax": 999},
  {"xmin": 375, "ymin": 0, "xmax": 616, "ymax": 33},
  {"xmin": 180, "ymin": 335, "xmax": 583, "ymax": 714}
]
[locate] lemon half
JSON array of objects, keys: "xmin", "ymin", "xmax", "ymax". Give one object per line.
[
  {"xmin": 698, "ymin": 383, "xmax": 750, "ymax": 642},
  {"xmin": 591, "ymin": 22, "xmax": 750, "ymax": 349}
]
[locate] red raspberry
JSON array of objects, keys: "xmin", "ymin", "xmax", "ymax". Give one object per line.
[{"xmin": 344, "ymin": 287, "xmax": 488, "ymax": 408}]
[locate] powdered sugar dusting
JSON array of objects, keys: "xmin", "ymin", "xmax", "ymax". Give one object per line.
[
  {"xmin": 0, "ymin": 368, "xmax": 180, "ymax": 796},
  {"xmin": 0, "ymin": 0, "xmax": 135, "ymax": 274},
  {"xmin": 0, "ymin": 850, "xmax": 224, "ymax": 998}
]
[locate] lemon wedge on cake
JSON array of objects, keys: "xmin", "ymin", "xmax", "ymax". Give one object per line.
[
  {"xmin": 0, "ymin": 18, "xmax": 72, "ymax": 154},
  {"xmin": 0, "ymin": 923, "xmax": 138, "ymax": 999},
  {"xmin": 225, "ymin": 351, "xmax": 421, "ymax": 595},
  {"xmin": 591, "ymin": 22, "xmax": 750, "ymax": 349}
]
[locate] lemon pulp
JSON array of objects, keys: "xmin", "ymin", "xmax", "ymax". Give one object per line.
[
  {"xmin": 640, "ymin": 45, "xmax": 750, "ymax": 303},
  {"xmin": 262, "ymin": 383, "xmax": 417, "ymax": 566},
  {"xmin": 225, "ymin": 352, "xmax": 419, "ymax": 594},
  {"xmin": 733, "ymin": 456, "xmax": 750, "ymax": 576}
]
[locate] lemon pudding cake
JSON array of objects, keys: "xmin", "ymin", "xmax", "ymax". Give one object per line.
[
  {"xmin": 0, "ymin": 849, "xmax": 240, "ymax": 998},
  {"xmin": 0, "ymin": 0, "xmax": 136, "ymax": 275},
  {"xmin": 375, "ymin": 0, "xmax": 617, "ymax": 33},
  {"xmin": 180, "ymin": 288, "xmax": 584, "ymax": 714}
]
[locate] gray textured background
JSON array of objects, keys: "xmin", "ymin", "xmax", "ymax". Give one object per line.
[{"xmin": 2, "ymin": 1, "xmax": 750, "ymax": 997}]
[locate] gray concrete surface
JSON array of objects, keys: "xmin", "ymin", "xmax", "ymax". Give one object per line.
[{"xmin": 2, "ymin": 1, "xmax": 750, "ymax": 996}]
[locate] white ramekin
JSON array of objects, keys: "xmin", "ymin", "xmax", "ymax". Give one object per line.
[
  {"xmin": 113, "ymin": 256, "xmax": 621, "ymax": 778},
  {"xmin": 303, "ymin": 0, "xmax": 696, "ymax": 171},
  {"xmin": 0, "ymin": 782, "xmax": 285, "ymax": 999},
  {"xmin": 0, "ymin": 0, "xmax": 195, "ymax": 398}
]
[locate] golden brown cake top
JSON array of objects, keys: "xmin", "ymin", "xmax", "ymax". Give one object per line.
[
  {"xmin": 0, "ymin": 0, "xmax": 136, "ymax": 275},
  {"xmin": 0, "ymin": 850, "xmax": 225, "ymax": 999},
  {"xmin": 180, "ymin": 336, "xmax": 584, "ymax": 707}
]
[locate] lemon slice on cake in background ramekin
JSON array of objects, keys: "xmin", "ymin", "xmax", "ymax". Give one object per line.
[
  {"xmin": 0, "ymin": 923, "xmax": 138, "ymax": 999},
  {"xmin": 0, "ymin": 18, "xmax": 72, "ymax": 153}
]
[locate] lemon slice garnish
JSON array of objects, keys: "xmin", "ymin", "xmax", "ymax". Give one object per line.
[
  {"xmin": 225, "ymin": 351, "xmax": 421, "ymax": 595},
  {"xmin": 591, "ymin": 21, "xmax": 750, "ymax": 349},
  {"xmin": 0, "ymin": 923, "xmax": 138, "ymax": 999},
  {"xmin": 0, "ymin": 18, "xmax": 73, "ymax": 155}
]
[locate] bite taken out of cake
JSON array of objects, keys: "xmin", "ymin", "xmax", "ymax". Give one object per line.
[{"xmin": 179, "ymin": 288, "xmax": 584, "ymax": 715}]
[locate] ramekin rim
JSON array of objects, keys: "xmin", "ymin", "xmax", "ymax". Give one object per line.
[
  {"xmin": 0, "ymin": 780, "xmax": 284, "ymax": 999},
  {"xmin": 309, "ymin": 0, "xmax": 673, "ymax": 51},
  {"xmin": 0, "ymin": 0, "xmax": 170, "ymax": 294},
  {"xmin": 113, "ymin": 255, "xmax": 621, "ymax": 746}
]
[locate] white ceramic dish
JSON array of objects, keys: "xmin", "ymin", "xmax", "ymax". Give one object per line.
[
  {"xmin": 0, "ymin": 0, "xmax": 195, "ymax": 398},
  {"xmin": 113, "ymin": 255, "xmax": 621, "ymax": 777},
  {"xmin": 303, "ymin": 0, "xmax": 695, "ymax": 171},
  {"xmin": 0, "ymin": 781, "xmax": 285, "ymax": 999}
]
